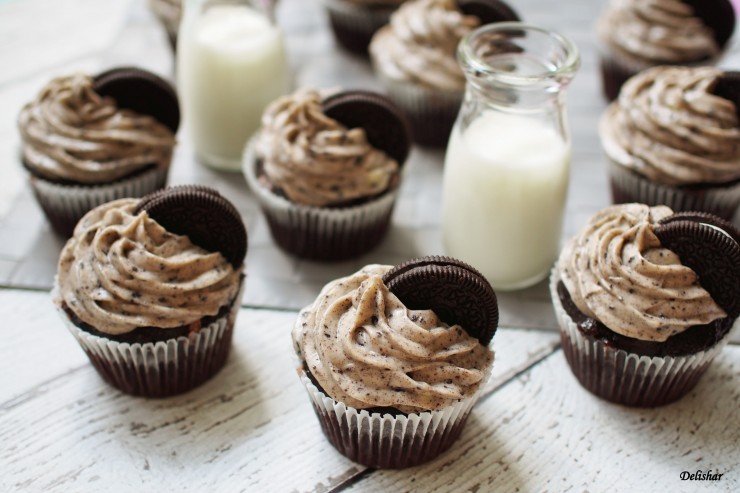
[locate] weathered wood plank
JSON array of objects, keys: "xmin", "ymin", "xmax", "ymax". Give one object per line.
[
  {"xmin": 0, "ymin": 297, "xmax": 559, "ymax": 493},
  {"xmin": 344, "ymin": 347, "xmax": 740, "ymax": 493}
]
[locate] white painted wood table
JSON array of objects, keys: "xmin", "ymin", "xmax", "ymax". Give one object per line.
[{"xmin": 0, "ymin": 0, "xmax": 738, "ymax": 492}]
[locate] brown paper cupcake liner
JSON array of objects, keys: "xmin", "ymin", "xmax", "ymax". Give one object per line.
[
  {"xmin": 53, "ymin": 279, "xmax": 244, "ymax": 398},
  {"xmin": 372, "ymin": 70, "xmax": 463, "ymax": 148},
  {"xmin": 550, "ymin": 268, "xmax": 738, "ymax": 407},
  {"xmin": 297, "ymin": 363, "xmax": 491, "ymax": 468},
  {"xmin": 29, "ymin": 165, "xmax": 169, "ymax": 237},
  {"xmin": 320, "ymin": 0, "xmax": 397, "ymax": 55},
  {"xmin": 243, "ymin": 138, "xmax": 398, "ymax": 261},
  {"xmin": 607, "ymin": 158, "xmax": 740, "ymax": 221}
]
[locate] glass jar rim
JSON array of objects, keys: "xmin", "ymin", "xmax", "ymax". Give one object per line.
[{"xmin": 458, "ymin": 22, "xmax": 580, "ymax": 86}]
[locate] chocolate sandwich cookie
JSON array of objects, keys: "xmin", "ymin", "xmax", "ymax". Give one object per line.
[
  {"xmin": 322, "ymin": 90, "xmax": 411, "ymax": 166},
  {"xmin": 681, "ymin": 0, "xmax": 736, "ymax": 52},
  {"xmin": 655, "ymin": 216, "xmax": 740, "ymax": 320},
  {"xmin": 94, "ymin": 66, "xmax": 180, "ymax": 133},
  {"xmin": 711, "ymin": 71, "xmax": 740, "ymax": 120},
  {"xmin": 457, "ymin": 0, "xmax": 520, "ymax": 25},
  {"xmin": 136, "ymin": 185, "xmax": 248, "ymax": 268},
  {"xmin": 382, "ymin": 255, "xmax": 498, "ymax": 345}
]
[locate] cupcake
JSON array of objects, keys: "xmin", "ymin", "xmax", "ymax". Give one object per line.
[
  {"xmin": 148, "ymin": 0, "xmax": 182, "ymax": 51},
  {"xmin": 369, "ymin": 0, "xmax": 519, "ymax": 147},
  {"xmin": 597, "ymin": 0, "xmax": 736, "ymax": 101},
  {"xmin": 243, "ymin": 88, "xmax": 410, "ymax": 261},
  {"xmin": 52, "ymin": 186, "xmax": 247, "ymax": 397},
  {"xmin": 320, "ymin": 0, "xmax": 407, "ymax": 56},
  {"xmin": 292, "ymin": 256, "xmax": 498, "ymax": 468},
  {"xmin": 600, "ymin": 66, "xmax": 740, "ymax": 220},
  {"xmin": 551, "ymin": 203, "xmax": 740, "ymax": 407},
  {"xmin": 17, "ymin": 68, "xmax": 179, "ymax": 237}
]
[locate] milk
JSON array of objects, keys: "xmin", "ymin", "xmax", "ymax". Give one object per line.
[
  {"xmin": 442, "ymin": 111, "xmax": 570, "ymax": 290},
  {"xmin": 177, "ymin": 4, "xmax": 290, "ymax": 170}
]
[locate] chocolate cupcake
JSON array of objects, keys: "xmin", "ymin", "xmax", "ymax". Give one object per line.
[
  {"xmin": 17, "ymin": 69, "xmax": 179, "ymax": 237},
  {"xmin": 597, "ymin": 0, "xmax": 735, "ymax": 101},
  {"xmin": 551, "ymin": 204, "xmax": 739, "ymax": 407},
  {"xmin": 320, "ymin": 0, "xmax": 407, "ymax": 56},
  {"xmin": 52, "ymin": 186, "xmax": 247, "ymax": 397},
  {"xmin": 293, "ymin": 257, "xmax": 497, "ymax": 468},
  {"xmin": 369, "ymin": 0, "xmax": 519, "ymax": 147},
  {"xmin": 243, "ymin": 88, "xmax": 410, "ymax": 261},
  {"xmin": 601, "ymin": 66, "xmax": 740, "ymax": 220}
]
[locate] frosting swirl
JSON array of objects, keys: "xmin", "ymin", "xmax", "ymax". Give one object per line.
[
  {"xmin": 558, "ymin": 203, "xmax": 726, "ymax": 342},
  {"xmin": 293, "ymin": 265, "xmax": 493, "ymax": 413},
  {"xmin": 597, "ymin": 0, "xmax": 720, "ymax": 66},
  {"xmin": 254, "ymin": 89, "xmax": 399, "ymax": 207},
  {"xmin": 345, "ymin": 0, "xmax": 406, "ymax": 6},
  {"xmin": 600, "ymin": 66, "xmax": 740, "ymax": 186},
  {"xmin": 56, "ymin": 199, "xmax": 242, "ymax": 335},
  {"xmin": 18, "ymin": 74, "xmax": 176, "ymax": 184},
  {"xmin": 369, "ymin": 0, "xmax": 480, "ymax": 91}
]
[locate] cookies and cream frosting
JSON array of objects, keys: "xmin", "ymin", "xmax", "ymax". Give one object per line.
[
  {"xmin": 18, "ymin": 74, "xmax": 175, "ymax": 184},
  {"xmin": 56, "ymin": 199, "xmax": 241, "ymax": 335},
  {"xmin": 345, "ymin": 0, "xmax": 405, "ymax": 6},
  {"xmin": 293, "ymin": 265, "xmax": 493, "ymax": 413},
  {"xmin": 369, "ymin": 0, "xmax": 480, "ymax": 91},
  {"xmin": 600, "ymin": 66, "xmax": 740, "ymax": 186},
  {"xmin": 597, "ymin": 0, "xmax": 720, "ymax": 66},
  {"xmin": 559, "ymin": 203, "xmax": 726, "ymax": 342},
  {"xmin": 254, "ymin": 89, "xmax": 399, "ymax": 207}
]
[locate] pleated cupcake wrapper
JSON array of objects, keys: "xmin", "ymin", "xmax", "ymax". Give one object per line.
[
  {"xmin": 320, "ymin": 0, "xmax": 396, "ymax": 55},
  {"xmin": 297, "ymin": 363, "xmax": 492, "ymax": 469},
  {"xmin": 243, "ymin": 138, "xmax": 397, "ymax": 261},
  {"xmin": 53, "ymin": 279, "xmax": 243, "ymax": 398},
  {"xmin": 29, "ymin": 165, "xmax": 169, "ymax": 238},
  {"xmin": 549, "ymin": 268, "xmax": 738, "ymax": 407},
  {"xmin": 372, "ymin": 69, "xmax": 463, "ymax": 148},
  {"xmin": 607, "ymin": 158, "xmax": 740, "ymax": 221}
]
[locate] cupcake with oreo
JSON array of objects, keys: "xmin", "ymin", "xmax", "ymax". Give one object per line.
[
  {"xmin": 17, "ymin": 68, "xmax": 179, "ymax": 237},
  {"xmin": 601, "ymin": 66, "xmax": 740, "ymax": 220},
  {"xmin": 597, "ymin": 0, "xmax": 736, "ymax": 101},
  {"xmin": 243, "ymin": 88, "xmax": 410, "ymax": 261},
  {"xmin": 53, "ymin": 186, "xmax": 247, "ymax": 397},
  {"xmin": 551, "ymin": 203, "xmax": 740, "ymax": 407},
  {"xmin": 321, "ymin": 0, "xmax": 407, "ymax": 55},
  {"xmin": 293, "ymin": 256, "xmax": 497, "ymax": 468},
  {"xmin": 369, "ymin": 0, "xmax": 519, "ymax": 147}
]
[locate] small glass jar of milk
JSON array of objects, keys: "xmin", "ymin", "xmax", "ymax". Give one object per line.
[
  {"xmin": 177, "ymin": 0, "xmax": 291, "ymax": 171},
  {"xmin": 442, "ymin": 23, "xmax": 580, "ymax": 291}
]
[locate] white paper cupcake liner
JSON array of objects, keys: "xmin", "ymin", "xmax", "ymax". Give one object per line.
[
  {"xmin": 320, "ymin": 0, "xmax": 397, "ymax": 54},
  {"xmin": 243, "ymin": 138, "xmax": 398, "ymax": 261},
  {"xmin": 371, "ymin": 68, "xmax": 463, "ymax": 147},
  {"xmin": 297, "ymin": 362, "xmax": 492, "ymax": 468},
  {"xmin": 53, "ymin": 278, "xmax": 243, "ymax": 398},
  {"xmin": 29, "ymin": 164, "xmax": 169, "ymax": 237},
  {"xmin": 549, "ymin": 268, "xmax": 738, "ymax": 407},
  {"xmin": 607, "ymin": 158, "xmax": 740, "ymax": 221}
]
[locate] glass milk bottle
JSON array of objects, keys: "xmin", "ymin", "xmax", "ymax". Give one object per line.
[
  {"xmin": 177, "ymin": 0, "xmax": 291, "ymax": 171},
  {"xmin": 442, "ymin": 23, "xmax": 580, "ymax": 291}
]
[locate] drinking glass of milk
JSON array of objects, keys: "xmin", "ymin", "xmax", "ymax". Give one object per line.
[
  {"xmin": 177, "ymin": 0, "xmax": 291, "ymax": 171},
  {"xmin": 442, "ymin": 23, "xmax": 580, "ymax": 291}
]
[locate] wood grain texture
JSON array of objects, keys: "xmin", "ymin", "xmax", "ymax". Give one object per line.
[
  {"xmin": 344, "ymin": 348, "xmax": 740, "ymax": 493},
  {"xmin": 0, "ymin": 297, "xmax": 559, "ymax": 493}
]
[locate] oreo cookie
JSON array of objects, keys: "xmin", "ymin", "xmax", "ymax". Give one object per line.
[
  {"xmin": 658, "ymin": 211, "xmax": 740, "ymax": 244},
  {"xmin": 681, "ymin": 0, "xmax": 735, "ymax": 50},
  {"xmin": 135, "ymin": 185, "xmax": 247, "ymax": 268},
  {"xmin": 711, "ymin": 71, "xmax": 740, "ymax": 120},
  {"xmin": 655, "ymin": 218, "xmax": 740, "ymax": 319},
  {"xmin": 322, "ymin": 90, "xmax": 411, "ymax": 166},
  {"xmin": 457, "ymin": 0, "xmax": 520, "ymax": 25},
  {"xmin": 382, "ymin": 256, "xmax": 498, "ymax": 345},
  {"xmin": 94, "ymin": 67, "xmax": 180, "ymax": 133}
]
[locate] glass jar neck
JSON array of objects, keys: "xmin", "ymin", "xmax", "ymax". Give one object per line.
[{"xmin": 457, "ymin": 22, "xmax": 580, "ymax": 111}]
